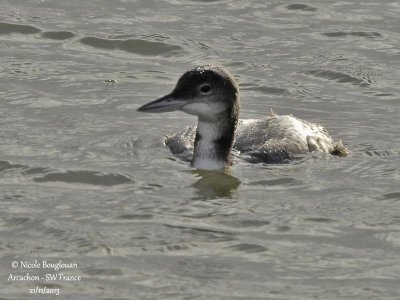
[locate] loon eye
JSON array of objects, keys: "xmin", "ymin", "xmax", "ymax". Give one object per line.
[{"xmin": 200, "ymin": 84, "xmax": 211, "ymax": 94}]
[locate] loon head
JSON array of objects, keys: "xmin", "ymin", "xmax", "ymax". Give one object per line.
[
  {"xmin": 137, "ymin": 65, "xmax": 240, "ymax": 122},
  {"xmin": 138, "ymin": 65, "xmax": 240, "ymax": 171}
]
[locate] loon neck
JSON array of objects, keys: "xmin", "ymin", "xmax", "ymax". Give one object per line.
[{"xmin": 191, "ymin": 111, "xmax": 237, "ymax": 170}]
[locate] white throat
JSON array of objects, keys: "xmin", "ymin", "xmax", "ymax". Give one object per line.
[{"xmin": 191, "ymin": 121, "xmax": 226, "ymax": 170}]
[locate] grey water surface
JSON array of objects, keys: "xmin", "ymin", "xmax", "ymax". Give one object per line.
[{"xmin": 0, "ymin": 0, "xmax": 399, "ymax": 299}]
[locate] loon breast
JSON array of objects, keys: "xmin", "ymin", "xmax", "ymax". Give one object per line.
[{"xmin": 165, "ymin": 113, "xmax": 347, "ymax": 163}]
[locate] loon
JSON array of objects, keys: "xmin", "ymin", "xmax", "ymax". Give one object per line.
[{"xmin": 137, "ymin": 65, "xmax": 348, "ymax": 170}]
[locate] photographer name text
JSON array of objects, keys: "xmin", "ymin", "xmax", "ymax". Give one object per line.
[{"xmin": 11, "ymin": 260, "xmax": 78, "ymax": 271}]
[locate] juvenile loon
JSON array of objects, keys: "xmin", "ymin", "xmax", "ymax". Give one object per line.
[{"xmin": 137, "ymin": 65, "xmax": 348, "ymax": 170}]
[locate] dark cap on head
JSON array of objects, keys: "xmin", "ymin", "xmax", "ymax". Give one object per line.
[
  {"xmin": 173, "ymin": 65, "xmax": 239, "ymax": 101},
  {"xmin": 137, "ymin": 65, "xmax": 240, "ymax": 119}
]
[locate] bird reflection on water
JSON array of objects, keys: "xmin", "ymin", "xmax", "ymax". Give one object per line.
[{"xmin": 190, "ymin": 168, "xmax": 241, "ymax": 200}]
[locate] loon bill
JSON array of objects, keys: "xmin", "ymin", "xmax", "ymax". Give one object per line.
[{"xmin": 137, "ymin": 65, "xmax": 348, "ymax": 170}]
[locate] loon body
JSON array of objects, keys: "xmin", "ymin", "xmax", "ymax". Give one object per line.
[{"xmin": 138, "ymin": 65, "xmax": 347, "ymax": 170}]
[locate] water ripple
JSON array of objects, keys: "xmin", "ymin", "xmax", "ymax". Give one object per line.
[
  {"xmin": 0, "ymin": 216, "xmax": 31, "ymax": 228},
  {"xmin": 0, "ymin": 21, "xmax": 76, "ymax": 42},
  {"xmin": 113, "ymin": 214, "xmax": 154, "ymax": 222},
  {"xmin": 248, "ymin": 177, "xmax": 304, "ymax": 187},
  {"xmin": 303, "ymin": 69, "xmax": 372, "ymax": 87},
  {"xmin": 322, "ymin": 31, "xmax": 383, "ymax": 39},
  {"xmin": 84, "ymin": 268, "xmax": 123, "ymax": 276},
  {"xmin": 33, "ymin": 170, "xmax": 133, "ymax": 186},
  {"xmin": 227, "ymin": 243, "xmax": 268, "ymax": 253},
  {"xmin": 0, "ymin": 22, "xmax": 40, "ymax": 35},
  {"xmin": 41, "ymin": 31, "xmax": 76, "ymax": 40},
  {"xmin": 36, "ymin": 220, "xmax": 107, "ymax": 254},
  {"xmin": 377, "ymin": 192, "xmax": 400, "ymax": 201},
  {"xmin": 286, "ymin": 4, "xmax": 317, "ymax": 12},
  {"xmin": 79, "ymin": 36, "xmax": 185, "ymax": 56},
  {"xmin": 0, "ymin": 161, "xmax": 24, "ymax": 172}
]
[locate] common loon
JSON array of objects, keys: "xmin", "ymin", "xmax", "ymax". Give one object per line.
[{"xmin": 137, "ymin": 65, "xmax": 348, "ymax": 170}]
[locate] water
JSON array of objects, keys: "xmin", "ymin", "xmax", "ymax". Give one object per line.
[{"xmin": 0, "ymin": 0, "xmax": 399, "ymax": 299}]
